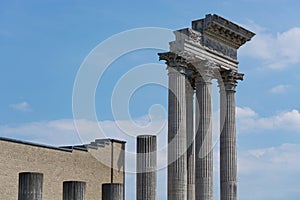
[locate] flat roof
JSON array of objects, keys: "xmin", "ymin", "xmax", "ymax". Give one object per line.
[
  {"xmin": 0, "ymin": 137, "xmax": 75, "ymax": 152},
  {"xmin": 0, "ymin": 137, "xmax": 126, "ymax": 153}
]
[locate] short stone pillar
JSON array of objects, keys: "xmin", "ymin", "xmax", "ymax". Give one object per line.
[
  {"xmin": 63, "ymin": 181, "xmax": 86, "ymax": 200},
  {"xmin": 18, "ymin": 172, "xmax": 43, "ymax": 200},
  {"xmin": 102, "ymin": 183, "xmax": 123, "ymax": 200},
  {"xmin": 136, "ymin": 135, "xmax": 157, "ymax": 200}
]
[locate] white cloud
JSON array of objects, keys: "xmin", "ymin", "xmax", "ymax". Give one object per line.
[
  {"xmin": 240, "ymin": 23, "xmax": 300, "ymax": 69},
  {"xmin": 0, "ymin": 116, "xmax": 168, "ymax": 173},
  {"xmin": 237, "ymin": 107, "xmax": 300, "ymax": 133},
  {"xmin": 257, "ymin": 143, "xmax": 300, "ymax": 171},
  {"xmin": 0, "ymin": 119, "xmax": 80, "ymax": 145},
  {"xmin": 9, "ymin": 101, "xmax": 31, "ymax": 112},
  {"xmin": 269, "ymin": 84, "xmax": 291, "ymax": 94},
  {"xmin": 1, "ymin": 111, "xmax": 300, "ymax": 199},
  {"xmin": 238, "ymin": 143, "xmax": 300, "ymax": 199}
]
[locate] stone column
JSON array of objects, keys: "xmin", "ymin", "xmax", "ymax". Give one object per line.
[
  {"xmin": 136, "ymin": 135, "xmax": 157, "ymax": 200},
  {"xmin": 186, "ymin": 77, "xmax": 195, "ymax": 200},
  {"xmin": 158, "ymin": 52, "xmax": 188, "ymax": 200},
  {"xmin": 168, "ymin": 66, "xmax": 187, "ymax": 200},
  {"xmin": 18, "ymin": 172, "xmax": 43, "ymax": 200},
  {"xmin": 195, "ymin": 64, "xmax": 214, "ymax": 200},
  {"xmin": 219, "ymin": 70, "xmax": 243, "ymax": 200},
  {"xmin": 102, "ymin": 183, "xmax": 123, "ymax": 200},
  {"xmin": 63, "ymin": 181, "xmax": 86, "ymax": 200}
]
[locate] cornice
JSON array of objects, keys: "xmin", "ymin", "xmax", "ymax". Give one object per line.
[{"xmin": 192, "ymin": 14, "xmax": 255, "ymax": 49}]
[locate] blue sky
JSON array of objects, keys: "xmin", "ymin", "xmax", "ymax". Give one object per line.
[{"xmin": 1, "ymin": 0, "xmax": 300, "ymax": 199}]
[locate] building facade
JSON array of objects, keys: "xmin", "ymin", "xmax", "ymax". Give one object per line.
[{"xmin": 0, "ymin": 137, "xmax": 125, "ymax": 200}]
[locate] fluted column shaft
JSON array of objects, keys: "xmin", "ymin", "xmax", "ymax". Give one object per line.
[
  {"xmin": 63, "ymin": 181, "xmax": 86, "ymax": 200},
  {"xmin": 102, "ymin": 183, "xmax": 123, "ymax": 200},
  {"xmin": 137, "ymin": 135, "xmax": 157, "ymax": 200},
  {"xmin": 186, "ymin": 78, "xmax": 195, "ymax": 200},
  {"xmin": 195, "ymin": 74, "xmax": 213, "ymax": 200},
  {"xmin": 219, "ymin": 71, "xmax": 242, "ymax": 200},
  {"xmin": 18, "ymin": 172, "xmax": 43, "ymax": 200},
  {"xmin": 168, "ymin": 66, "xmax": 187, "ymax": 200}
]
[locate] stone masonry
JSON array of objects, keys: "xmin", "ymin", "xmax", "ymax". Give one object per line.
[
  {"xmin": 0, "ymin": 137, "xmax": 125, "ymax": 200},
  {"xmin": 159, "ymin": 14, "xmax": 255, "ymax": 200}
]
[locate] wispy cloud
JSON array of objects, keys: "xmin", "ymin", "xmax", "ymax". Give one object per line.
[
  {"xmin": 1, "ymin": 111, "xmax": 300, "ymax": 199},
  {"xmin": 0, "ymin": 116, "xmax": 167, "ymax": 171},
  {"xmin": 237, "ymin": 107, "xmax": 300, "ymax": 133},
  {"xmin": 238, "ymin": 143, "xmax": 300, "ymax": 199},
  {"xmin": 269, "ymin": 84, "xmax": 291, "ymax": 94},
  {"xmin": 240, "ymin": 22, "xmax": 300, "ymax": 70},
  {"xmin": 9, "ymin": 101, "xmax": 31, "ymax": 112}
]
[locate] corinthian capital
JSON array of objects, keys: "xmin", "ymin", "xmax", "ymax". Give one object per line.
[
  {"xmin": 220, "ymin": 70, "xmax": 244, "ymax": 91},
  {"xmin": 158, "ymin": 52, "xmax": 197, "ymax": 77},
  {"xmin": 194, "ymin": 60, "xmax": 218, "ymax": 84},
  {"xmin": 158, "ymin": 52, "xmax": 189, "ymax": 68}
]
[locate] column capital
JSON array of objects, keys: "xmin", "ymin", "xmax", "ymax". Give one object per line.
[
  {"xmin": 159, "ymin": 52, "xmax": 196, "ymax": 77},
  {"xmin": 219, "ymin": 70, "xmax": 244, "ymax": 92},
  {"xmin": 194, "ymin": 60, "xmax": 218, "ymax": 84},
  {"xmin": 158, "ymin": 52, "xmax": 190, "ymax": 68}
]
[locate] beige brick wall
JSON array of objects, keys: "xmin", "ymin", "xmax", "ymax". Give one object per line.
[{"xmin": 0, "ymin": 138, "xmax": 125, "ymax": 200}]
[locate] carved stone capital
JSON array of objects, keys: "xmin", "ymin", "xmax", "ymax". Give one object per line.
[
  {"xmin": 194, "ymin": 61, "xmax": 217, "ymax": 84},
  {"xmin": 158, "ymin": 52, "xmax": 197, "ymax": 78},
  {"xmin": 158, "ymin": 52, "xmax": 188, "ymax": 68},
  {"xmin": 219, "ymin": 70, "xmax": 244, "ymax": 91}
]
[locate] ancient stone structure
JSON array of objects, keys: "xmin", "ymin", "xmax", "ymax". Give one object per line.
[
  {"xmin": 136, "ymin": 135, "xmax": 157, "ymax": 200},
  {"xmin": 159, "ymin": 14, "xmax": 255, "ymax": 200},
  {"xmin": 63, "ymin": 181, "xmax": 86, "ymax": 200},
  {"xmin": 0, "ymin": 137, "xmax": 125, "ymax": 200},
  {"xmin": 102, "ymin": 183, "xmax": 124, "ymax": 200},
  {"xmin": 18, "ymin": 172, "xmax": 43, "ymax": 200}
]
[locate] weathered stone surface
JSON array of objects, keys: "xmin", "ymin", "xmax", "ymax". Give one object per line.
[
  {"xmin": 186, "ymin": 78, "xmax": 195, "ymax": 200},
  {"xmin": 0, "ymin": 138, "xmax": 125, "ymax": 200},
  {"xmin": 63, "ymin": 181, "xmax": 86, "ymax": 200},
  {"xmin": 159, "ymin": 52, "xmax": 189, "ymax": 200},
  {"xmin": 195, "ymin": 69, "xmax": 213, "ymax": 200},
  {"xmin": 192, "ymin": 14, "xmax": 255, "ymax": 49},
  {"xmin": 167, "ymin": 66, "xmax": 188, "ymax": 200},
  {"xmin": 159, "ymin": 13, "xmax": 255, "ymax": 200},
  {"xmin": 102, "ymin": 183, "xmax": 123, "ymax": 200},
  {"xmin": 18, "ymin": 172, "xmax": 43, "ymax": 200},
  {"xmin": 219, "ymin": 70, "xmax": 243, "ymax": 200},
  {"xmin": 136, "ymin": 135, "xmax": 157, "ymax": 200}
]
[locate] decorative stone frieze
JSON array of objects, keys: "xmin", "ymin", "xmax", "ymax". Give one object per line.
[{"xmin": 202, "ymin": 37, "xmax": 237, "ymax": 59}]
